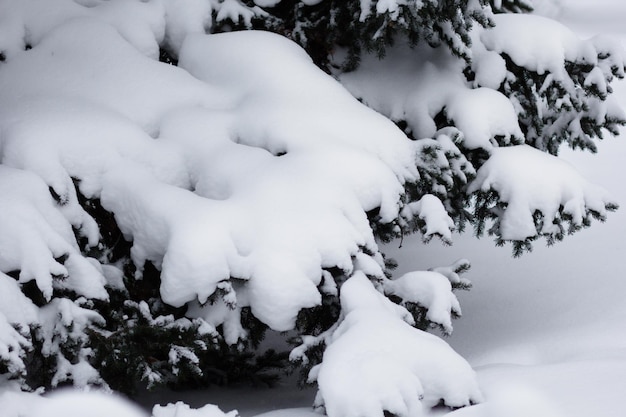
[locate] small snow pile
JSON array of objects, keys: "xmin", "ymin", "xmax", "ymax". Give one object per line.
[
  {"xmin": 0, "ymin": 312, "xmax": 30, "ymax": 379},
  {"xmin": 0, "ymin": 273, "xmax": 37, "ymax": 380},
  {"xmin": 480, "ymin": 14, "xmax": 595, "ymax": 79},
  {"xmin": 384, "ymin": 270, "xmax": 462, "ymax": 334},
  {"xmin": 0, "ymin": 8, "xmax": 420, "ymax": 340},
  {"xmin": 473, "ymin": 12, "xmax": 626, "ymax": 153},
  {"xmin": 0, "ymin": 0, "xmax": 271, "ymax": 61},
  {"xmin": 468, "ymin": 145, "xmax": 616, "ymax": 241},
  {"xmin": 0, "ymin": 272, "xmax": 38, "ymax": 325},
  {"xmin": 37, "ymin": 299, "xmax": 107, "ymax": 388},
  {"xmin": 311, "ymin": 272, "xmax": 482, "ymax": 417},
  {"xmin": 444, "ymin": 88, "xmax": 523, "ymax": 150},
  {"xmin": 153, "ymin": 401, "xmax": 238, "ymax": 417},
  {"xmin": 402, "ymin": 194, "xmax": 456, "ymax": 243}
]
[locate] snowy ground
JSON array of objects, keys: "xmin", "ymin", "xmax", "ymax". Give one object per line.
[{"xmin": 227, "ymin": 2, "xmax": 626, "ymax": 416}]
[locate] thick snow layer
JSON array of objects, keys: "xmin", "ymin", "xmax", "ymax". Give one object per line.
[
  {"xmin": 0, "ymin": 13, "xmax": 419, "ymax": 334},
  {"xmin": 38, "ymin": 299, "xmax": 106, "ymax": 388},
  {"xmin": 337, "ymin": 42, "xmax": 522, "ymax": 150},
  {"xmin": 0, "ymin": 390, "xmax": 44, "ymax": 417},
  {"xmin": 467, "ymin": 145, "xmax": 615, "ymax": 240},
  {"xmin": 0, "ymin": 389, "xmax": 148, "ymax": 417},
  {"xmin": 384, "ymin": 270, "xmax": 462, "ymax": 334},
  {"xmin": 152, "ymin": 3, "xmax": 626, "ymax": 417},
  {"xmin": 0, "ymin": 0, "xmax": 266, "ymax": 61},
  {"xmin": 338, "ymin": 42, "xmax": 466, "ymax": 140},
  {"xmin": 403, "ymin": 194, "xmax": 455, "ymax": 242},
  {"xmin": 313, "ymin": 273, "xmax": 481, "ymax": 417},
  {"xmin": 0, "ymin": 166, "xmax": 107, "ymax": 301},
  {"xmin": 444, "ymin": 88, "xmax": 523, "ymax": 150},
  {"xmin": 440, "ymin": 357, "xmax": 626, "ymax": 417},
  {"xmin": 480, "ymin": 14, "xmax": 597, "ymax": 79},
  {"xmin": 0, "ymin": 0, "xmax": 167, "ymax": 60}
]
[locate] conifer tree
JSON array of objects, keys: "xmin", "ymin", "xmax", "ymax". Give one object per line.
[{"xmin": 0, "ymin": 1, "xmax": 623, "ymax": 416}]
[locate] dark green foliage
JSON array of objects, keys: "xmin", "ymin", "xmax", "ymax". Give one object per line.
[
  {"xmin": 489, "ymin": 0, "xmax": 533, "ymax": 14},
  {"xmin": 89, "ymin": 283, "xmax": 286, "ymax": 395},
  {"xmin": 471, "ymin": 188, "xmax": 618, "ymax": 257},
  {"xmin": 493, "ymin": 54, "xmax": 625, "ymax": 155},
  {"xmin": 218, "ymin": 0, "xmax": 492, "ymax": 71},
  {"xmin": 23, "ymin": 327, "xmax": 56, "ymax": 390}
]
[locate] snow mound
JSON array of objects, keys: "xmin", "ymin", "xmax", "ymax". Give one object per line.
[
  {"xmin": 445, "ymin": 88, "xmax": 523, "ymax": 150},
  {"xmin": 402, "ymin": 194, "xmax": 456, "ymax": 243},
  {"xmin": 312, "ymin": 272, "xmax": 481, "ymax": 417},
  {"xmin": 480, "ymin": 14, "xmax": 596, "ymax": 79},
  {"xmin": 468, "ymin": 145, "xmax": 616, "ymax": 240},
  {"xmin": 384, "ymin": 270, "xmax": 462, "ymax": 334}
]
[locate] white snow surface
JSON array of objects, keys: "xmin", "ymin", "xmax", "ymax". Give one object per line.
[
  {"xmin": 467, "ymin": 145, "xmax": 615, "ymax": 240},
  {"xmin": 0, "ymin": 165, "xmax": 107, "ymax": 301},
  {"xmin": 0, "ymin": 11, "xmax": 419, "ymax": 332},
  {"xmin": 403, "ymin": 194, "xmax": 455, "ymax": 242},
  {"xmin": 312, "ymin": 272, "xmax": 481, "ymax": 417},
  {"xmin": 480, "ymin": 13, "xmax": 597, "ymax": 79},
  {"xmin": 384, "ymin": 270, "xmax": 462, "ymax": 334}
]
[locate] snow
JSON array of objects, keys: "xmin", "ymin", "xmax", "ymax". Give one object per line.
[
  {"xmin": 312, "ymin": 272, "xmax": 481, "ymax": 417},
  {"xmin": 0, "ymin": 1, "xmax": 625, "ymax": 417},
  {"xmin": 403, "ymin": 194, "xmax": 455, "ymax": 242},
  {"xmin": 337, "ymin": 42, "xmax": 522, "ymax": 150},
  {"xmin": 444, "ymin": 88, "xmax": 523, "ymax": 150},
  {"xmin": 159, "ymin": 0, "xmax": 213, "ymax": 55},
  {"xmin": 0, "ymin": 272, "xmax": 38, "ymax": 325},
  {"xmin": 479, "ymin": 14, "xmax": 597, "ymax": 79},
  {"xmin": 253, "ymin": 410, "xmax": 319, "ymax": 417},
  {"xmin": 467, "ymin": 145, "xmax": 615, "ymax": 240},
  {"xmin": 153, "ymin": 401, "xmax": 238, "ymax": 417},
  {"xmin": 384, "ymin": 270, "xmax": 462, "ymax": 334}
]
